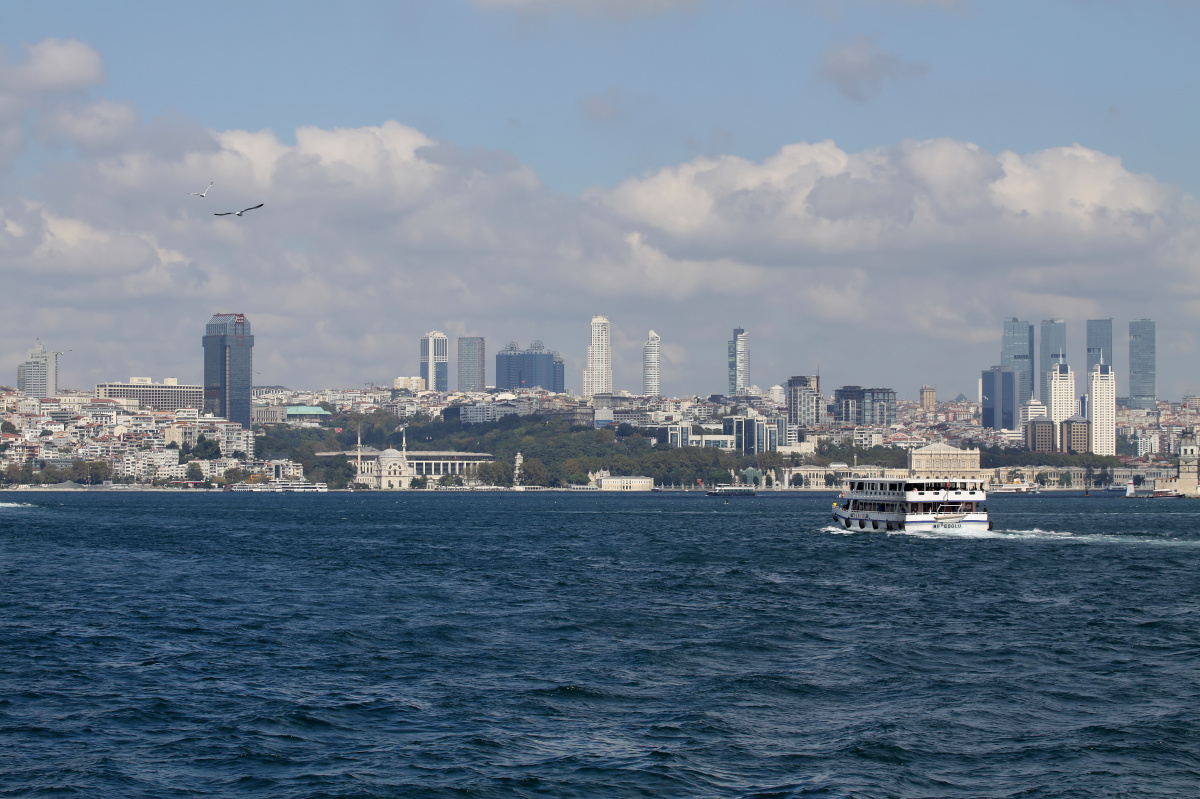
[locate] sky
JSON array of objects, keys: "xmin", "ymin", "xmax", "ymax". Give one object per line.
[{"xmin": 2, "ymin": 0, "xmax": 1199, "ymax": 401}]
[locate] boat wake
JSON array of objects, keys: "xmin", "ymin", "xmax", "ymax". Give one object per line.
[
  {"xmin": 0, "ymin": 502, "xmax": 34, "ymax": 508},
  {"xmin": 821, "ymin": 524, "xmax": 1200, "ymax": 546}
]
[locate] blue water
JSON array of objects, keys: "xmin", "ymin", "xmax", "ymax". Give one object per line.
[{"xmin": 1, "ymin": 491, "xmax": 1197, "ymax": 798}]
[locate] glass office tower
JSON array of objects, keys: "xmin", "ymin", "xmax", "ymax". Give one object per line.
[
  {"xmin": 1039, "ymin": 319, "xmax": 1067, "ymax": 403},
  {"xmin": 1001, "ymin": 318, "xmax": 1035, "ymax": 408},
  {"xmin": 1129, "ymin": 319, "xmax": 1157, "ymax": 409},
  {"xmin": 202, "ymin": 313, "xmax": 254, "ymax": 428},
  {"xmin": 457, "ymin": 337, "xmax": 485, "ymax": 392},
  {"xmin": 1086, "ymin": 319, "xmax": 1113, "ymax": 374}
]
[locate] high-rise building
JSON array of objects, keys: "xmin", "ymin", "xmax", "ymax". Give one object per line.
[
  {"xmin": 832, "ymin": 385, "xmax": 896, "ymax": 427},
  {"xmin": 495, "ymin": 341, "xmax": 564, "ymax": 392},
  {"xmin": 17, "ymin": 343, "xmax": 59, "ymax": 398},
  {"xmin": 1086, "ymin": 319, "xmax": 1113, "ymax": 375},
  {"xmin": 727, "ymin": 328, "xmax": 749, "ymax": 397},
  {"xmin": 1002, "ymin": 318, "xmax": 1035, "ymax": 408},
  {"xmin": 1129, "ymin": 319, "xmax": 1157, "ymax": 410},
  {"xmin": 420, "ymin": 331, "xmax": 449, "ymax": 393},
  {"xmin": 203, "ymin": 313, "xmax": 254, "ymax": 428},
  {"xmin": 643, "ymin": 330, "xmax": 660, "ymax": 397},
  {"xmin": 582, "ymin": 315, "xmax": 611, "ymax": 397},
  {"xmin": 981, "ymin": 366, "xmax": 1017, "ymax": 430},
  {"xmin": 457, "ymin": 337, "xmax": 485, "ymax": 392},
  {"xmin": 1040, "ymin": 319, "xmax": 1067, "ymax": 403},
  {"xmin": 1087, "ymin": 363, "xmax": 1116, "ymax": 456},
  {"xmin": 1046, "ymin": 363, "xmax": 1075, "ymax": 449},
  {"xmin": 919, "ymin": 385, "xmax": 936, "ymax": 410},
  {"xmin": 786, "ymin": 375, "xmax": 821, "ymax": 427}
]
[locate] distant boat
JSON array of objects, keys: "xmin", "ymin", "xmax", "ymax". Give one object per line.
[
  {"xmin": 706, "ymin": 484, "xmax": 756, "ymax": 497},
  {"xmin": 989, "ymin": 481, "xmax": 1039, "ymax": 494}
]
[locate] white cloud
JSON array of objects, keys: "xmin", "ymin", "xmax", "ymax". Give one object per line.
[
  {"xmin": 1, "ymin": 41, "xmax": 1198, "ymax": 398},
  {"xmin": 818, "ymin": 37, "xmax": 928, "ymax": 101}
]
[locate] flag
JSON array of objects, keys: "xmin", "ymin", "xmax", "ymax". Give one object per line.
[{"xmin": 335, "ymin": 427, "xmax": 343, "ymax": 433}]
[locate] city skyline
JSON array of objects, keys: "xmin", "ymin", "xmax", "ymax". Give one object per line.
[{"xmin": 4, "ymin": 5, "xmax": 1200, "ymax": 400}]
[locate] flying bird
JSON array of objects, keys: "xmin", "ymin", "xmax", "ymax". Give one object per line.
[
  {"xmin": 189, "ymin": 181, "xmax": 213, "ymax": 197},
  {"xmin": 214, "ymin": 203, "xmax": 264, "ymax": 217}
]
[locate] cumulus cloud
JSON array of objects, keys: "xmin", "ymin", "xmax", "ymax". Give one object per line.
[
  {"xmin": 0, "ymin": 38, "xmax": 106, "ymax": 170},
  {"xmin": 1, "ymin": 42, "xmax": 1198, "ymax": 398},
  {"xmin": 818, "ymin": 37, "xmax": 928, "ymax": 101}
]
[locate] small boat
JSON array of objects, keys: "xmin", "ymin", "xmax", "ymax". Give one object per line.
[
  {"xmin": 832, "ymin": 477, "xmax": 990, "ymax": 533},
  {"xmin": 989, "ymin": 481, "xmax": 1038, "ymax": 494},
  {"xmin": 229, "ymin": 480, "xmax": 328, "ymax": 493},
  {"xmin": 706, "ymin": 484, "xmax": 756, "ymax": 497}
]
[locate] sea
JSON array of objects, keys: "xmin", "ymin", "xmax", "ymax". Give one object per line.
[{"xmin": 1, "ymin": 490, "xmax": 1197, "ymax": 798}]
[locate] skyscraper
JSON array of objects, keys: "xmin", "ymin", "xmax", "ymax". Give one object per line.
[
  {"xmin": 1047, "ymin": 362, "xmax": 1075, "ymax": 426},
  {"xmin": 643, "ymin": 330, "xmax": 661, "ymax": 397},
  {"xmin": 17, "ymin": 343, "xmax": 58, "ymax": 398},
  {"xmin": 457, "ymin": 337, "xmax": 485, "ymax": 392},
  {"xmin": 420, "ymin": 331, "xmax": 449, "ymax": 393},
  {"xmin": 981, "ymin": 366, "xmax": 1017, "ymax": 430},
  {"xmin": 1040, "ymin": 319, "xmax": 1066, "ymax": 403},
  {"xmin": 582, "ymin": 315, "xmax": 611, "ymax": 397},
  {"xmin": 786, "ymin": 375, "xmax": 821, "ymax": 427},
  {"xmin": 727, "ymin": 327, "xmax": 749, "ymax": 397},
  {"xmin": 1087, "ymin": 363, "xmax": 1116, "ymax": 456},
  {"xmin": 1129, "ymin": 319, "xmax": 1157, "ymax": 409},
  {"xmin": 203, "ymin": 313, "xmax": 254, "ymax": 429},
  {"xmin": 1086, "ymin": 319, "xmax": 1113, "ymax": 375},
  {"xmin": 1002, "ymin": 318, "xmax": 1035, "ymax": 408}
]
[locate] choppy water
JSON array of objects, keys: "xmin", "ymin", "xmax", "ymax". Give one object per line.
[{"xmin": 1, "ymin": 491, "xmax": 1197, "ymax": 798}]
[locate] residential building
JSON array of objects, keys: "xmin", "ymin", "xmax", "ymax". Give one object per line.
[
  {"xmin": 727, "ymin": 327, "xmax": 749, "ymax": 396},
  {"xmin": 1046, "ymin": 363, "xmax": 1075, "ymax": 424},
  {"xmin": 420, "ymin": 331, "xmax": 449, "ymax": 393},
  {"xmin": 582, "ymin": 315, "xmax": 611, "ymax": 397},
  {"xmin": 1060, "ymin": 416, "xmax": 1091, "ymax": 455},
  {"xmin": 1019, "ymin": 399, "xmax": 1047, "ymax": 427},
  {"xmin": 17, "ymin": 343, "xmax": 58, "ymax": 399},
  {"xmin": 981, "ymin": 366, "xmax": 1017, "ymax": 430},
  {"xmin": 203, "ymin": 313, "xmax": 254, "ymax": 428},
  {"xmin": 1129, "ymin": 319, "xmax": 1156, "ymax": 410},
  {"xmin": 1025, "ymin": 417, "xmax": 1057, "ymax": 452},
  {"xmin": 1039, "ymin": 319, "xmax": 1066, "ymax": 403},
  {"xmin": 393, "ymin": 376, "xmax": 425, "ymax": 392},
  {"xmin": 832, "ymin": 386, "xmax": 896, "ymax": 427},
  {"xmin": 457, "ymin": 337, "xmax": 485, "ymax": 392},
  {"xmin": 1087, "ymin": 363, "xmax": 1116, "ymax": 456},
  {"xmin": 643, "ymin": 330, "xmax": 660, "ymax": 397},
  {"xmin": 1002, "ymin": 318, "xmax": 1035, "ymax": 407},
  {"xmin": 786, "ymin": 375, "xmax": 822, "ymax": 427},
  {"xmin": 1086, "ymin": 318, "xmax": 1113, "ymax": 375},
  {"xmin": 95, "ymin": 377, "xmax": 203, "ymax": 412},
  {"xmin": 920, "ymin": 385, "xmax": 936, "ymax": 411}
]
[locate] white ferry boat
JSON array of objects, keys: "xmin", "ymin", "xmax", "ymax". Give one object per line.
[
  {"xmin": 989, "ymin": 480, "xmax": 1039, "ymax": 494},
  {"xmin": 707, "ymin": 484, "xmax": 757, "ymax": 497},
  {"xmin": 228, "ymin": 480, "xmax": 328, "ymax": 493},
  {"xmin": 832, "ymin": 477, "xmax": 990, "ymax": 533}
]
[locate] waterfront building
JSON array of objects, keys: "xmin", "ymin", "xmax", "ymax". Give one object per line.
[
  {"xmin": 1129, "ymin": 319, "xmax": 1157, "ymax": 410},
  {"xmin": 457, "ymin": 337, "xmax": 485, "ymax": 392},
  {"xmin": 582, "ymin": 315, "xmax": 612, "ymax": 398},
  {"xmin": 203, "ymin": 313, "xmax": 254, "ymax": 429},
  {"xmin": 1086, "ymin": 319, "xmax": 1113, "ymax": 376},
  {"xmin": 420, "ymin": 331, "xmax": 449, "ymax": 393},
  {"xmin": 95, "ymin": 377, "xmax": 203, "ymax": 412},
  {"xmin": 920, "ymin": 385, "xmax": 936, "ymax": 411},
  {"xmin": 907, "ymin": 442, "xmax": 982, "ymax": 478},
  {"xmin": 727, "ymin": 328, "xmax": 749, "ymax": 396},
  {"xmin": 1087, "ymin": 363, "xmax": 1116, "ymax": 456},
  {"xmin": 1039, "ymin": 319, "xmax": 1067, "ymax": 403},
  {"xmin": 1002, "ymin": 318, "xmax": 1035, "ymax": 408},
  {"xmin": 643, "ymin": 330, "xmax": 660, "ymax": 397},
  {"xmin": 16, "ymin": 343, "xmax": 59, "ymax": 398},
  {"xmin": 981, "ymin": 366, "xmax": 1017, "ymax": 430}
]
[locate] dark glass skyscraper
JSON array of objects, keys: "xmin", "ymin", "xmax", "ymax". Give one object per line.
[
  {"xmin": 203, "ymin": 313, "xmax": 254, "ymax": 429},
  {"xmin": 1086, "ymin": 319, "xmax": 1113, "ymax": 374},
  {"xmin": 1001, "ymin": 318, "xmax": 1035, "ymax": 408},
  {"xmin": 981, "ymin": 365, "xmax": 1017, "ymax": 430},
  {"xmin": 457, "ymin": 337, "xmax": 485, "ymax": 392},
  {"xmin": 495, "ymin": 341, "xmax": 564, "ymax": 392},
  {"xmin": 1039, "ymin": 319, "xmax": 1067, "ymax": 403},
  {"xmin": 1129, "ymin": 319, "xmax": 1157, "ymax": 409}
]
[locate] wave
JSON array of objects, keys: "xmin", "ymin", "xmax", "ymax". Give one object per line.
[
  {"xmin": 0, "ymin": 502, "xmax": 34, "ymax": 508},
  {"xmin": 818, "ymin": 524, "xmax": 1200, "ymax": 546}
]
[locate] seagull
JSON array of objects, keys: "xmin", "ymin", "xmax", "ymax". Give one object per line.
[
  {"xmin": 214, "ymin": 203, "xmax": 264, "ymax": 217},
  {"xmin": 188, "ymin": 181, "xmax": 213, "ymax": 197}
]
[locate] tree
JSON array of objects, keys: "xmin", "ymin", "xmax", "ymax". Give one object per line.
[
  {"xmin": 0, "ymin": 420, "xmax": 16, "ymax": 433},
  {"xmin": 520, "ymin": 457, "xmax": 550, "ymax": 487},
  {"xmin": 184, "ymin": 462, "xmax": 204, "ymax": 482}
]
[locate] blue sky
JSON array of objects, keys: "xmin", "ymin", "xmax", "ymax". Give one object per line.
[{"xmin": 2, "ymin": 0, "xmax": 1199, "ymax": 400}]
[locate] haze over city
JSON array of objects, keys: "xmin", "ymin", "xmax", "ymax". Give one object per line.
[{"xmin": 3, "ymin": 1, "xmax": 1199, "ymax": 399}]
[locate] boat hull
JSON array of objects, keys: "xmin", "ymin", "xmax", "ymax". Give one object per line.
[{"xmin": 831, "ymin": 507, "xmax": 990, "ymax": 533}]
